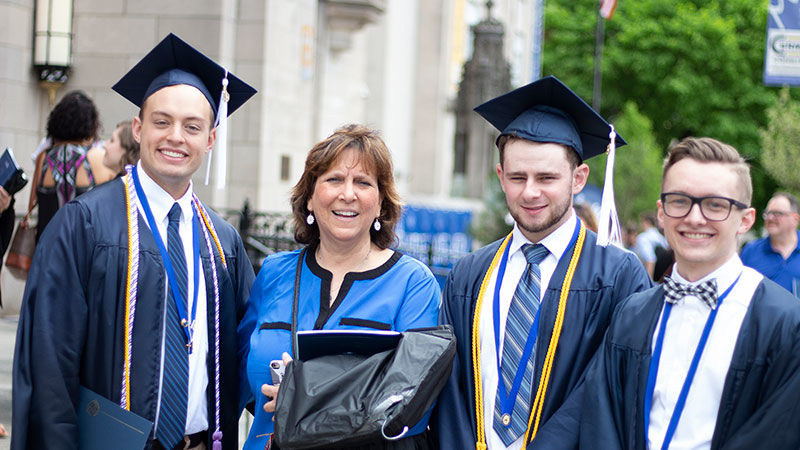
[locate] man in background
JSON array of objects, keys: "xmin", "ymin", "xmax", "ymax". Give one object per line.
[
  {"xmin": 634, "ymin": 211, "xmax": 668, "ymax": 280},
  {"xmin": 741, "ymin": 191, "xmax": 800, "ymax": 295}
]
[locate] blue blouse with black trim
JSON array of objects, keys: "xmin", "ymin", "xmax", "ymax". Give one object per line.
[{"xmin": 238, "ymin": 246, "xmax": 441, "ymax": 449}]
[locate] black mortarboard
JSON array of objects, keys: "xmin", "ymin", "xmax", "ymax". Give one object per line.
[
  {"xmin": 113, "ymin": 33, "xmax": 257, "ymax": 189},
  {"xmin": 474, "ymin": 75, "xmax": 625, "ymax": 161},
  {"xmin": 112, "ymin": 33, "xmax": 256, "ymax": 120}
]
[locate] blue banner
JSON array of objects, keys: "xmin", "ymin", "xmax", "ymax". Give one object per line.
[
  {"xmin": 765, "ymin": 0, "xmax": 800, "ymax": 85},
  {"xmin": 397, "ymin": 206, "xmax": 472, "ymax": 288}
]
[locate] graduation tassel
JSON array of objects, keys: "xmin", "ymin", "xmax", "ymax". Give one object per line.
[
  {"xmin": 206, "ymin": 70, "xmax": 229, "ymax": 189},
  {"xmin": 596, "ymin": 125, "xmax": 622, "ymax": 247},
  {"xmin": 212, "ymin": 431, "xmax": 223, "ymax": 450}
]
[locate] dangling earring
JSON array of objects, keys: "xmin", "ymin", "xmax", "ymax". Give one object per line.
[
  {"xmin": 307, "ymin": 213, "xmax": 315, "ymax": 225},
  {"xmin": 373, "ymin": 218, "xmax": 381, "ymax": 231}
]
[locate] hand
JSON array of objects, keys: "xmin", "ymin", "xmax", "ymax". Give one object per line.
[
  {"xmin": 261, "ymin": 352, "xmax": 293, "ymax": 414},
  {"xmin": 0, "ymin": 187, "xmax": 11, "ymax": 214}
]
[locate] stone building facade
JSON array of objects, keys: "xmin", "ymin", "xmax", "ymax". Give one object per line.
[{"xmin": 0, "ymin": 0, "xmax": 535, "ymax": 312}]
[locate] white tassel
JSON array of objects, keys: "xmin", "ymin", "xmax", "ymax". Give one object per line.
[
  {"xmin": 596, "ymin": 124, "xmax": 622, "ymax": 247},
  {"xmin": 206, "ymin": 71, "xmax": 229, "ymax": 189}
]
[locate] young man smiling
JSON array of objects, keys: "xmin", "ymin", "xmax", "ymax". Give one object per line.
[
  {"xmin": 13, "ymin": 34, "xmax": 256, "ymax": 450},
  {"xmin": 433, "ymin": 76, "xmax": 651, "ymax": 450},
  {"xmin": 581, "ymin": 137, "xmax": 800, "ymax": 449}
]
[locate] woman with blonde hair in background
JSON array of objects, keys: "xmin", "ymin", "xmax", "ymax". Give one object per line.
[{"xmin": 87, "ymin": 120, "xmax": 141, "ymax": 184}]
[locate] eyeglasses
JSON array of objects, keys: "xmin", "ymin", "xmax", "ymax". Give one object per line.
[
  {"xmin": 763, "ymin": 210, "xmax": 793, "ymax": 220},
  {"xmin": 660, "ymin": 192, "xmax": 748, "ymax": 222}
]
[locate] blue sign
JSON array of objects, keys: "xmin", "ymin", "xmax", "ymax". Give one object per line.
[
  {"xmin": 397, "ymin": 206, "xmax": 472, "ymax": 289},
  {"xmin": 765, "ymin": 0, "xmax": 800, "ymax": 85}
]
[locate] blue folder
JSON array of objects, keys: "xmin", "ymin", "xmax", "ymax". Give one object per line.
[{"xmin": 78, "ymin": 386, "xmax": 153, "ymax": 450}]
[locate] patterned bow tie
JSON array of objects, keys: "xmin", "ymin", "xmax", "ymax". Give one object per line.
[{"xmin": 662, "ymin": 276, "xmax": 718, "ymax": 309}]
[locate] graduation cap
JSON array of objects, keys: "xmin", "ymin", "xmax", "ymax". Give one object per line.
[
  {"xmin": 475, "ymin": 75, "xmax": 625, "ymax": 246},
  {"xmin": 112, "ymin": 33, "xmax": 257, "ymax": 189},
  {"xmin": 473, "ymin": 75, "xmax": 625, "ymax": 161}
]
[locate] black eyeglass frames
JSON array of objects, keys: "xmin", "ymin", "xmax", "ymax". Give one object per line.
[{"xmin": 660, "ymin": 192, "xmax": 749, "ymax": 222}]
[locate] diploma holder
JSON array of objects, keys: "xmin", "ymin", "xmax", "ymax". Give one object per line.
[{"xmin": 78, "ymin": 386, "xmax": 153, "ymax": 450}]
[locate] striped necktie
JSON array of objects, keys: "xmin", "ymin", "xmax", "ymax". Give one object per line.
[
  {"xmin": 156, "ymin": 203, "xmax": 189, "ymax": 448},
  {"xmin": 493, "ymin": 243, "xmax": 549, "ymax": 445}
]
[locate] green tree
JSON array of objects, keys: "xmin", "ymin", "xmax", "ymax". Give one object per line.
[
  {"xmin": 544, "ymin": 0, "xmax": 780, "ymax": 210},
  {"xmin": 470, "ymin": 171, "xmax": 512, "ymax": 245},
  {"xmin": 761, "ymin": 87, "xmax": 800, "ymax": 191},
  {"xmin": 585, "ymin": 101, "xmax": 663, "ymax": 224}
]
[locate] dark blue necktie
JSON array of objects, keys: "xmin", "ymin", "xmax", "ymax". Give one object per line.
[
  {"xmin": 157, "ymin": 203, "xmax": 188, "ymax": 448},
  {"xmin": 493, "ymin": 243, "xmax": 549, "ymax": 445}
]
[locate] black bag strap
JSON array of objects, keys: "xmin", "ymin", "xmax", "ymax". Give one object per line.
[{"xmin": 291, "ymin": 246, "xmax": 307, "ymax": 360}]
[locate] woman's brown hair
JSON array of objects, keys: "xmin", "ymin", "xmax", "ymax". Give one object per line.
[{"xmin": 290, "ymin": 124, "xmax": 402, "ymax": 249}]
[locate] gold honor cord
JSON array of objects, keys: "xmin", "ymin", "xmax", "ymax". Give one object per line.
[
  {"xmin": 193, "ymin": 197, "xmax": 226, "ymax": 268},
  {"xmin": 471, "ymin": 223, "xmax": 586, "ymax": 449},
  {"xmin": 471, "ymin": 234, "xmax": 512, "ymax": 450}
]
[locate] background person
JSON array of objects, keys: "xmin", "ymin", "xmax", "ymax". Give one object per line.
[
  {"xmin": 26, "ymin": 90, "xmax": 101, "ymax": 241},
  {"xmin": 581, "ymin": 137, "xmax": 800, "ymax": 449},
  {"xmin": 238, "ymin": 124, "xmax": 441, "ymax": 450},
  {"xmin": 0, "ymin": 187, "xmax": 14, "ymax": 307},
  {"xmin": 633, "ymin": 211, "xmax": 669, "ymax": 280},
  {"xmin": 12, "ymin": 34, "xmax": 256, "ymax": 450},
  {"xmin": 87, "ymin": 120, "xmax": 141, "ymax": 184},
  {"xmin": 741, "ymin": 191, "xmax": 800, "ymax": 295},
  {"xmin": 573, "ymin": 202, "xmax": 597, "ymax": 233}
]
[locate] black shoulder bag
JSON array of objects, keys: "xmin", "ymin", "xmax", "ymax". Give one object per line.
[{"xmin": 273, "ymin": 247, "xmax": 456, "ymax": 449}]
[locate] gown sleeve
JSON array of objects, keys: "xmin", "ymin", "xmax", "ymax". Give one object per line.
[
  {"xmin": 530, "ymin": 251, "xmax": 652, "ymax": 450},
  {"xmin": 717, "ymin": 323, "xmax": 800, "ymax": 449},
  {"xmin": 578, "ymin": 332, "xmax": 626, "ymax": 450},
  {"xmin": 233, "ymin": 251, "xmax": 256, "ymax": 416},
  {"xmin": 431, "ymin": 267, "xmax": 479, "ymax": 450},
  {"xmin": 237, "ymin": 265, "xmax": 262, "ymax": 414},
  {"xmin": 12, "ymin": 201, "xmax": 94, "ymax": 450}
]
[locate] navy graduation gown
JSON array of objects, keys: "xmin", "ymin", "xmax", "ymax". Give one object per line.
[
  {"xmin": 432, "ymin": 230, "xmax": 652, "ymax": 449},
  {"xmin": 12, "ymin": 179, "xmax": 254, "ymax": 450},
  {"xmin": 580, "ymin": 279, "xmax": 800, "ymax": 450}
]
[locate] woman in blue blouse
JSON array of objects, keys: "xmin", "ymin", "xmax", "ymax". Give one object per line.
[{"xmin": 238, "ymin": 124, "xmax": 441, "ymax": 449}]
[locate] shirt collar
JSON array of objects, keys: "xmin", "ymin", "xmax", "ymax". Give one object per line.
[
  {"xmin": 671, "ymin": 254, "xmax": 744, "ymax": 302},
  {"xmin": 135, "ymin": 162, "xmax": 194, "ymax": 224},
  {"xmin": 509, "ymin": 210, "xmax": 577, "ymax": 262}
]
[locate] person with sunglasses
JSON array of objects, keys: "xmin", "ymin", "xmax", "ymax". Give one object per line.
[
  {"xmin": 580, "ymin": 137, "xmax": 800, "ymax": 449},
  {"xmin": 741, "ymin": 192, "xmax": 800, "ymax": 296}
]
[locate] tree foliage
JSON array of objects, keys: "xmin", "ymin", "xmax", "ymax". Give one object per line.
[
  {"xmin": 761, "ymin": 87, "xmax": 800, "ymax": 191},
  {"xmin": 543, "ymin": 0, "xmax": 780, "ymax": 211},
  {"xmin": 585, "ymin": 101, "xmax": 663, "ymax": 223},
  {"xmin": 470, "ymin": 171, "xmax": 512, "ymax": 245}
]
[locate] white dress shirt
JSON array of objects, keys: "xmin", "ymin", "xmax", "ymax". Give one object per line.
[
  {"xmin": 480, "ymin": 212, "xmax": 578, "ymax": 450},
  {"xmin": 136, "ymin": 163, "xmax": 209, "ymax": 435},
  {"xmin": 647, "ymin": 255, "xmax": 762, "ymax": 450}
]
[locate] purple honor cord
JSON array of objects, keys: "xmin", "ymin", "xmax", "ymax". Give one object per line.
[
  {"xmin": 132, "ymin": 168, "xmax": 201, "ymax": 351},
  {"xmin": 491, "ymin": 219, "xmax": 580, "ymax": 420},
  {"xmin": 644, "ymin": 272, "xmax": 742, "ymax": 450}
]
